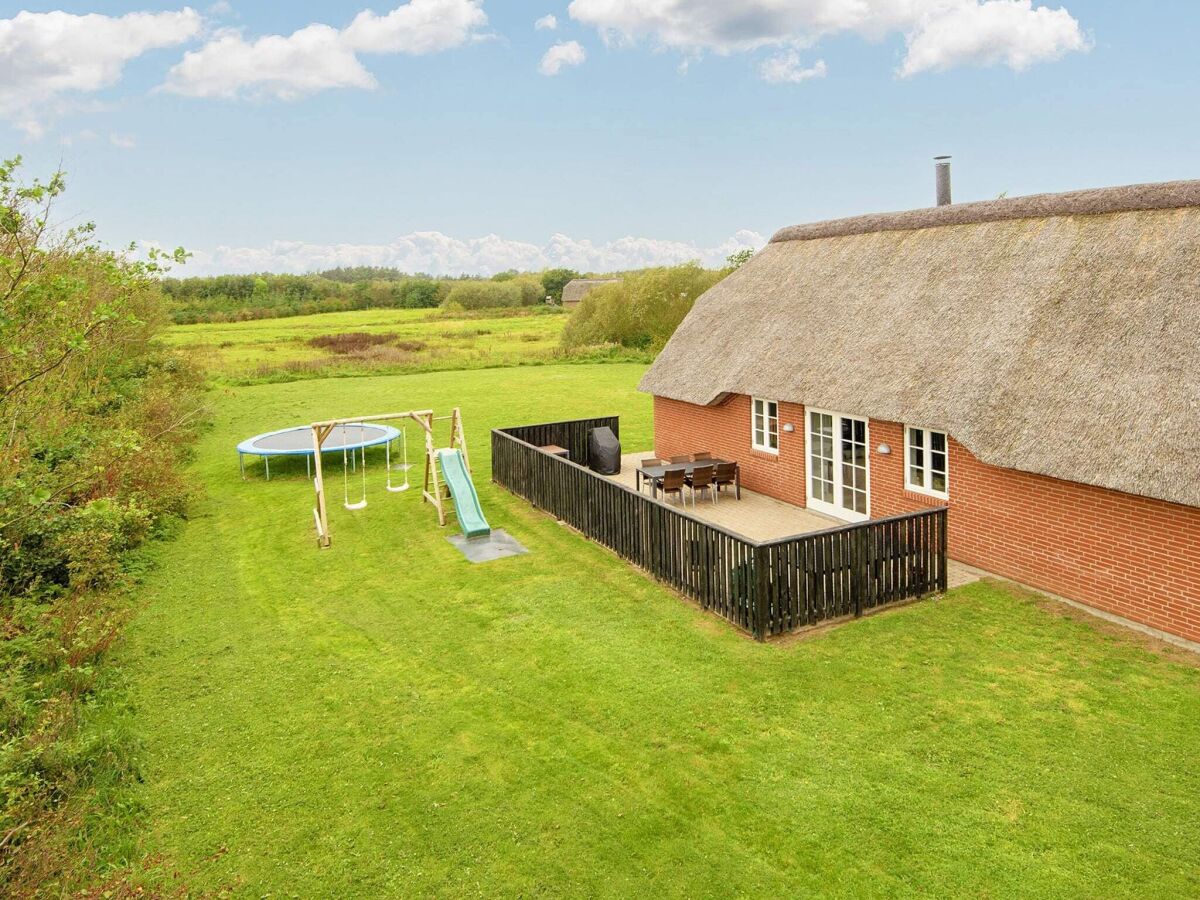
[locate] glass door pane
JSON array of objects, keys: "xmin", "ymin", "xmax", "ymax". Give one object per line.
[
  {"xmin": 808, "ymin": 411, "xmax": 834, "ymax": 504},
  {"xmin": 840, "ymin": 417, "xmax": 868, "ymax": 515},
  {"xmin": 807, "ymin": 410, "xmax": 869, "ymax": 520}
]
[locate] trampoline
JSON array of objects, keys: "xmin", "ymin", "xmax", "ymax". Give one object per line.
[{"xmin": 237, "ymin": 423, "xmax": 400, "ymax": 480}]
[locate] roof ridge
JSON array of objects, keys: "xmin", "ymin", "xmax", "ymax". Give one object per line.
[{"xmin": 770, "ymin": 179, "xmax": 1200, "ymax": 244}]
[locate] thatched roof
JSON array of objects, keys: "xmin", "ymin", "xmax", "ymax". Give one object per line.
[
  {"xmin": 640, "ymin": 180, "xmax": 1200, "ymax": 508},
  {"xmin": 562, "ymin": 278, "xmax": 620, "ymax": 305}
]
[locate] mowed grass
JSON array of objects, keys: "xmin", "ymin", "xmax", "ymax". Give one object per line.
[
  {"xmin": 163, "ymin": 306, "xmax": 578, "ymax": 384},
  {"xmin": 110, "ymin": 362, "xmax": 1200, "ymax": 897}
]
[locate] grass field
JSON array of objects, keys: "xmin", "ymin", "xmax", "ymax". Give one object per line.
[
  {"xmin": 163, "ymin": 306, "xmax": 643, "ymax": 385},
  {"xmin": 87, "ymin": 360, "xmax": 1200, "ymax": 897}
]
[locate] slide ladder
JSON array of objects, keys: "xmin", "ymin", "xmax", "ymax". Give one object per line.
[{"xmin": 437, "ymin": 449, "xmax": 491, "ymax": 539}]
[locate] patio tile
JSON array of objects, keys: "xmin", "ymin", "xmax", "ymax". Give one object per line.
[{"xmin": 609, "ymin": 453, "xmax": 841, "ymax": 541}]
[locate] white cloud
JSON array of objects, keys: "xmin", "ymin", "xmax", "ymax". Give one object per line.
[
  {"xmin": 759, "ymin": 52, "xmax": 826, "ymax": 84},
  {"xmin": 539, "ymin": 40, "xmax": 587, "ymax": 76},
  {"xmin": 342, "ymin": 0, "xmax": 486, "ymax": 53},
  {"xmin": 109, "ymin": 133, "xmax": 138, "ymax": 149},
  {"xmin": 567, "ymin": 0, "xmax": 1088, "ymax": 78},
  {"xmin": 0, "ymin": 8, "xmax": 202, "ymax": 130},
  {"xmin": 164, "ymin": 228, "xmax": 767, "ymax": 276},
  {"xmin": 163, "ymin": 25, "xmax": 375, "ymax": 99},
  {"xmin": 535, "ymin": 14, "xmax": 558, "ymax": 31},
  {"xmin": 900, "ymin": 1, "xmax": 1088, "ymax": 75},
  {"xmin": 164, "ymin": 0, "xmax": 486, "ymax": 100}
]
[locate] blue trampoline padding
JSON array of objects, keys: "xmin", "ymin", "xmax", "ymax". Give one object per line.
[{"xmin": 237, "ymin": 424, "xmax": 400, "ymax": 457}]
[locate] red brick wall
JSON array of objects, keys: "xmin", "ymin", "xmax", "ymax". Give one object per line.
[
  {"xmin": 653, "ymin": 395, "xmax": 1200, "ymax": 644},
  {"xmin": 653, "ymin": 394, "xmax": 808, "ymax": 505}
]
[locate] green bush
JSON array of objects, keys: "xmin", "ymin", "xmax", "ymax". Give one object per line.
[
  {"xmin": 511, "ymin": 275, "xmax": 546, "ymax": 306},
  {"xmin": 560, "ymin": 263, "xmax": 729, "ymax": 351},
  {"xmin": 0, "ymin": 158, "xmax": 204, "ymax": 889},
  {"xmin": 400, "ymin": 278, "xmax": 441, "ymax": 308},
  {"xmin": 443, "ymin": 280, "xmax": 523, "ymax": 309}
]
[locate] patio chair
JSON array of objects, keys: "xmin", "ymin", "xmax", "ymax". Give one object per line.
[
  {"xmin": 713, "ymin": 462, "xmax": 738, "ymax": 501},
  {"xmin": 639, "ymin": 458, "xmax": 665, "ymax": 494},
  {"xmin": 669, "ymin": 455, "xmax": 691, "ymax": 464},
  {"xmin": 692, "ymin": 451, "xmax": 713, "ymax": 460},
  {"xmin": 660, "ymin": 468, "xmax": 686, "ymax": 505},
  {"xmin": 686, "ymin": 464, "xmax": 716, "ymax": 506}
]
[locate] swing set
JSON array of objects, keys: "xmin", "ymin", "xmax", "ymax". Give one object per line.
[{"xmin": 309, "ymin": 407, "xmax": 471, "ymax": 548}]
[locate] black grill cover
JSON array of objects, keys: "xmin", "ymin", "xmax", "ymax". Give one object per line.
[{"xmin": 588, "ymin": 426, "xmax": 621, "ymax": 475}]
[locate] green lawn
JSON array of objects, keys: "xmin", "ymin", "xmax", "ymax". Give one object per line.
[{"xmin": 105, "ymin": 362, "xmax": 1199, "ymax": 897}]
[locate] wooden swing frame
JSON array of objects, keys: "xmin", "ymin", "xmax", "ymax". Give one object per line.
[{"xmin": 309, "ymin": 407, "xmax": 471, "ymax": 548}]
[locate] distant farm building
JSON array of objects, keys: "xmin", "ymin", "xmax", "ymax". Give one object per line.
[{"xmin": 561, "ymin": 278, "xmax": 620, "ymax": 309}]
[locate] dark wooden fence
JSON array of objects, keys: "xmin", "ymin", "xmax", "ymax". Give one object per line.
[{"xmin": 492, "ymin": 417, "xmax": 947, "ymax": 640}]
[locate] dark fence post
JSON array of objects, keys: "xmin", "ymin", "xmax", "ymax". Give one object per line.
[
  {"xmin": 753, "ymin": 544, "xmax": 770, "ymax": 640},
  {"xmin": 852, "ymin": 526, "xmax": 865, "ymax": 617},
  {"xmin": 937, "ymin": 508, "xmax": 949, "ymax": 593}
]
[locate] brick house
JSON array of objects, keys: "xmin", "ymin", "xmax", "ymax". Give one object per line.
[{"xmin": 639, "ymin": 180, "xmax": 1200, "ymax": 646}]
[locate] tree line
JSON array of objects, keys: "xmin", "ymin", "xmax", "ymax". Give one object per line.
[{"xmin": 164, "ymin": 266, "xmax": 582, "ymax": 324}]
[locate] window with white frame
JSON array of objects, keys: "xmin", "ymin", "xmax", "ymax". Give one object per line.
[
  {"xmin": 906, "ymin": 426, "xmax": 949, "ymax": 497},
  {"xmin": 751, "ymin": 398, "xmax": 779, "ymax": 452}
]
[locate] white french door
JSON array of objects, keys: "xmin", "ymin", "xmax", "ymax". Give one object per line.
[{"xmin": 806, "ymin": 409, "xmax": 870, "ymax": 522}]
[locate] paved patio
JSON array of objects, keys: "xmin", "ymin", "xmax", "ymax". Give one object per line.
[
  {"xmin": 608, "ymin": 453, "xmax": 839, "ymax": 541},
  {"xmin": 611, "ymin": 452, "xmax": 982, "ymax": 589}
]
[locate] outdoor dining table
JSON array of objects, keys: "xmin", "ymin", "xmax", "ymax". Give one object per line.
[{"xmin": 636, "ymin": 459, "xmax": 741, "ymax": 500}]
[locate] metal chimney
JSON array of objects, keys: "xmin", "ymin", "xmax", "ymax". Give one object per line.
[{"xmin": 934, "ymin": 155, "xmax": 952, "ymax": 206}]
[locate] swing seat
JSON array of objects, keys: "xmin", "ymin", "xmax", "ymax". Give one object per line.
[
  {"xmin": 386, "ymin": 427, "xmax": 412, "ymax": 493},
  {"xmin": 344, "ymin": 499, "xmax": 368, "ymax": 511}
]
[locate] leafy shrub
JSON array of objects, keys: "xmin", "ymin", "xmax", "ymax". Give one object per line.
[
  {"xmin": 60, "ymin": 499, "xmax": 153, "ymax": 591},
  {"xmin": 560, "ymin": 263, "xmax": 729, "ymax": 351},
  {"xmin": 443, "ymin": 280, "xmax": 523, "ymax": 309},
  {"xmin": 0, "ymin": 158, "xmax": 204, "ymax": 889},
  {"xmin": 511, "ymin": 275, "xmax": 546, "ymax": 306},
  {"xmin": 400, "ymin": 278, "xmax": 442, "ymax": 309}
]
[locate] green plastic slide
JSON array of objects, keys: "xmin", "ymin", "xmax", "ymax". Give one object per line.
[{"xmin": 437, "ymin": 449, "xmax": 491, "ymax": 539}]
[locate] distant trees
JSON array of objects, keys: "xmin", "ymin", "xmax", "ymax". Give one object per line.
[
  {"xmin": 318, "ymin": 265, "xmax": 411, "ymax": 282},
  {"xmin": 162, "ymin": 265, "xmax": 582, "ymax": 324},
  {"xmin": 561, "ymin": 263, "xmax": 729, "ymax": 351},
  {"xmin": 512, "ymin": 275, "xmax": 546, "ymax": 306},
  {"xmin": 442, "ymin": 274, "xmax": 547, "ymax": 310},
  {"xmin": 444, "ymin": 280, "xmax": 523, "ymax": 309},
  {"xmin": 161, "ymin": 271, "xmax": 451, "ymax": 323},
  {"xmin": 401, "ymin": 279, "xmax": 441, "ymax": 309}
]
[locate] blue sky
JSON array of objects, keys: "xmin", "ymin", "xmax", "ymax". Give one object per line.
[{"xmin": 2, "ymin": 1, "xmax": 1198, "ymax": 275}]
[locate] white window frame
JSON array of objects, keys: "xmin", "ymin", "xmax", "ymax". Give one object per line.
[
  {"xmin": 804, "ymin": 407, "xmax": 870, "ymax": 522},
  {"xmin": 751, "ymin": 397, "xmax": 779, "ymax": 454},
  {"xmin": 904, "ymin": 425, "xmax": 950, "ymax": 499}
]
